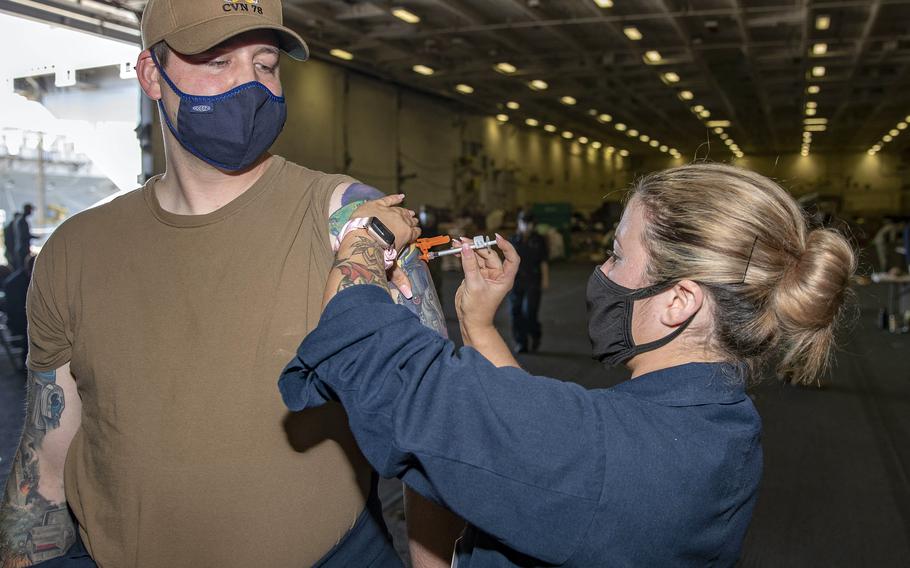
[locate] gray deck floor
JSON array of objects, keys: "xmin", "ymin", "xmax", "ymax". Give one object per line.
[{"xmin": 2, "ymin": 262, "xmax": 908, "ymax": 566}]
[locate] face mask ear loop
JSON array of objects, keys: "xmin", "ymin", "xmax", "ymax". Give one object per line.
[{"xmin": 149, "ymin": 49, "xmax": 188, "ymax": 99}]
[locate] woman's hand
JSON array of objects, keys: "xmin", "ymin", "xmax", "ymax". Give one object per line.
[
  {"xmin": 351, "ymin": 194, "xmax": 421, "ymax": 252},
  {"xmin": 455, "ymin": 234, "xmax": 519, "ymax": 331}
]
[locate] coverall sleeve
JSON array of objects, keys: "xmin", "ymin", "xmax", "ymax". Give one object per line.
[{"xmin": 279, "ymin": 285, "xmax": 603, "ymax": 565}]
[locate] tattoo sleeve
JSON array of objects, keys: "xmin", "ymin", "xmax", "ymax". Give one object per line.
[
  {"xmin": 327, "ymin": 186, "xmax": 448, "ymax": 338},
  {"xmin": 392, "ymin": 246, "xmax": 448, "ymax": 339},
  {"xmin": 0, "ymin": 370, "xmax": 76, "ymax": 566}
]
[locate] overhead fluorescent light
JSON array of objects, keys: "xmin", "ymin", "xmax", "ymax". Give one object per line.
[
  {"xmin": 544, "ymin": 124, "xmax": 557, "ymax": 133},
  {"xmin": 724, "ymin": 139, "xmax": 734, "ymax": 146},
  {"xmin": 807, "ymin": 85, "xmax": 820, "ymax": 94},
  {"xmin": 560, "ymin": 96, "xmax": 577, "ymax": 105},
  {"xmin": 392, "ymin": 8, "xmax": 421, "ymax": 24},
  {"xmin": 811, "ymin": 66, "xmax": 826, "ymax": 77},
  {"xmin": 528, "ymin": 79, "xmax": 549, "ymax": 91},
  {"xmin": 628, "ymin": 129, "xmax": 640, "ymax": 137},
  {"xmin": 692, "ymin": 105, "xmax": 705, "ymax": 113},
  {"xmin": 412, "ymin": 64, "xmax": 435, "ymax": 76},
  {"xmin": 592, "ymin": 141, "xmax": 603, "ymax": 149},
  {"xmin": 640, "ymin": 134, "xmax": 650, "ymax": 142},
  {"xmin": 804, "ymin": 118, "xmax": 828, "ymax": 125},
  {"xmin": 615, "ymin": 122, "xmax": 627, "ymax": 131},
  {"xmin": 578, "ymin": 136, "xmax": 589, "ymax": 144},
  {"xmin": 812, "ymin": 43, "xmax": 828, "ymax": 56},
  {"xmin": 805, "ymin": 124, "xmax": 827, "ymax": 132},
  {"xmin": 330, "ymin": 49, "xmax": 354, "ymax": 61},
  {"xmin": 806, "ymin": 101, "xmax": 818, "ymax": 109},
  {"xmin": 649, "ymin": 140, "xmax": 659, "ymax": 147},
  {"xmin": 643, "ymin": 50, "xmax": 662, "ymax": 64},
  {"xmin": 883, "ymin": 134, "xmax": 893, "ymax": 142},
  {"xmin": 867, "ymin": 149, "xmax": 876, "ymax": 156},
  {"xmin": 661, "ymin": 72, "xmax": 680, "ymax": 84},
  {"xmin": 706, "ymin": 120, "xmax": 731, "ymax": 128},
  {"xmin": 699, "ymin": 109, "xmax": 711, "ymax": 118},
  {"xmin": 623, "ymin": 27, "xmax": 643, "ymax": 41},
  {"xmin": 494, "ymin": 62, "xmax": 517, "ymax": 74},
  {"xmin": 606, "ymin": 146, "xmax": 616, "ymax": 154},
  {"xmin": 678, "ymin": 90, "xmax": 694, "ymax": 101},
  {"xmin": 889, "ymin": 129, "xmax": 899, "ymax": 136},
  {"xmin": 562, "ymin": 131, "xmax": 574, "ymax": 139},
  {"xmin": 873, "ymin": 144, "xmax": 882, "ymax": 151},
  {"xmin": 660, "ymin": 145, "xmax": 668, "ymax": 152},
  {"xmin": 593, "ymin": 0, "xmax": 614, "ymax": 8},
  {"xmin": 496, "ymin": 114, "xmax": 509, "ymax": 122},
  {"xmin": 597, "ymin": 114, "xmax": 613, "ymax": 123},
  {"xmin": 506, "ymin": 101, "xmax": 520, "ymax": 110},
  {"xmin": 525, "ymin": 118, "xmax": 540, "ymax": 127},
  {"xmin": 815, "ymin": 15, "xmax": 831, "ymax": 30},
  {"xmin": 455, "ymin": 84, "xmax": 474, "ymax": 94},
  {"xmin": 897, "ymin": 122, "xmax": 908, "ymax": 130},
  {"xmin": 805, "ymin": 108, "xmax": 817, "ymax": 116},
  {"xmin": 713, "ymin": 127, "xmax": 724, "ymax": 134},
  {"xmin": 720, "ymin": 133, "xmax": 729, "ymax": 140},
  {"xmin": 619, "ymin": 149, "xmax": 630, "ymax": 157},
  {"xmin": 588, "ymin": 109, "xmax": 599, "ymax": 116}
]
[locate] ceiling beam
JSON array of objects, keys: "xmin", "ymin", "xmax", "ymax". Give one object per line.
[{"xmin": 731, "ymin": 0, "xmax": 780, "ymax": 153}]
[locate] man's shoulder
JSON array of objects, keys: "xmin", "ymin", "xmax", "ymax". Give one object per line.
[
  {"xmin": 277, "ymin": 157, "xmax": 356, "ymax": 189},
  {"xmin": 48, "ymin": 188, "xmax": 146, "ymax": 244}
]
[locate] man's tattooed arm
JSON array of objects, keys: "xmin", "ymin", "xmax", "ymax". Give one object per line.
[
  {"xmin": 327, "ymin": 183, "xmax": 448, "ymax": 338},
  {"xmin": 393, "ymin": 246, "xmax": 448, "ymax": 339},
  {"xmin": 322, "ymin": 234, "xmax": 390, "ymax": 307},
  {"xmin": 0, "ymin": 366, "xmax": 80, "ymax": 567}
]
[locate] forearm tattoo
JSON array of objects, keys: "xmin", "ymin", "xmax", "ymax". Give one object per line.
[
  {"xmin": 0, "ymin": 370, "xmax": 76, "ymax": 565},
  {"xmin": 332, "ymin": 235, "xmax": 388, "ymax": 293},
  {"xmin": 394, "ymin": 246, "xmax": 448, "ymax": 339}
]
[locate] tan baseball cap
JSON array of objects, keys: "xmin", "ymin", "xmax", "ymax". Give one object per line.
[{"xmin": 141, "ymin": 0, "xmax": 309, "ymax": 61}]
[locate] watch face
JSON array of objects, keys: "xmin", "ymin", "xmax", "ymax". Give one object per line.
[{"xmin": 369, "ymin": 217, "xmax": 396, "ymax": 247}]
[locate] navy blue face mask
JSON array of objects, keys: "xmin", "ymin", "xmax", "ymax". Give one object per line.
[{"xmin": 150, "ymin": 51, "xmax": 287, "ymax": 172}]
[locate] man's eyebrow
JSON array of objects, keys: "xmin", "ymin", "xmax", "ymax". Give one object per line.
[{"xmin": 254, "ymin": 46, "xmax": 280, "ymax": 57}]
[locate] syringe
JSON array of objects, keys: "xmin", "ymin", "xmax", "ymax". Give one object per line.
[{"xmin": 426, "ymin": 235, "xmax": 498, "ymax": 260}]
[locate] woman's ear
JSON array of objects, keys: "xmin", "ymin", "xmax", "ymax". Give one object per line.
[
  {"xmin": 660, "ymin": 279, "xmax": 704, "ymax": 327},
  {"xmin": 136, "ymin": 51, "xmax": 162, "ymax": 101}
]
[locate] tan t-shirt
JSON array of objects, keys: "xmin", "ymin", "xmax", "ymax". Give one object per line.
[{"xmin": 27, "ymin": 156, "xmax": 373, "ymax": 567}]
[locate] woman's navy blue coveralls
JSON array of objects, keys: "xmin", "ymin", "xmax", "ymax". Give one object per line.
[{"xmin": 280, "ymin": 286, "xmax": 763, "ymax": 567}]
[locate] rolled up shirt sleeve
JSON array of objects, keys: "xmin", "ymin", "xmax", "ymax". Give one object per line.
[{"xmin": 279, "ymin": 285, "xmax": 603, "ymax": 564}]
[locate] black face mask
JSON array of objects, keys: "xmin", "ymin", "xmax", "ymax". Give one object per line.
[{"xmin": 586, "ymin": 268, "xmax": 697, "ymax": 366}]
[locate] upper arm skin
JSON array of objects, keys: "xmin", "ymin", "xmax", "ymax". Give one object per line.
[{"xmin": 0, "ymin": 363, "xmax": 80, "ymax": 565}]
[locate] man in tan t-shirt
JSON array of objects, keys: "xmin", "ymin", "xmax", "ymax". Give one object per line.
[{"xmin": 0, "ymin": 1, "xmax": 462, "ymax": 566}]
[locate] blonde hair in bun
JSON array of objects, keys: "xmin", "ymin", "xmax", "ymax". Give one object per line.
[{"xmin": 631, "ymin": 163, "xmax": 857, "ymax": 384}]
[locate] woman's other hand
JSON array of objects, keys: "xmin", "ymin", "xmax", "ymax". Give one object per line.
[
  {"xmin": 351, "ymin": 194, "xmax": 421, "ymax": 252},
  {"xmin": 456, "ymin": 234, "xmax": 519, "ymax": 331}
]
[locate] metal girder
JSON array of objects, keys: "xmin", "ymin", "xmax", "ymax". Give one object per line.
[
  {"xmin": 731, "ymin": 0, "xmax": 779, "ymax": 152},
  {"xmin": 498, "ymin": 0, "xmax": 695, "ymax": 153},
  {"xmin": 0, "ymin": 0, "xmax": 140, "ymax": 45},
  {"xmin": 828, "ymin": 0, "xmax": 883, "ymax": 132},
  {"xmin": 407, "ymin": 1, "xmax": 910, "ymax": 41}
]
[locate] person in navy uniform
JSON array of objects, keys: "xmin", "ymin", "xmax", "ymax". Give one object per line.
[
  {"xmin": 509, "ymin": 211, "xmax": 549, "ymax": 353},
  {"xmin": 281, "ymin": 164, "xmax": 856, "ymax": 566}
]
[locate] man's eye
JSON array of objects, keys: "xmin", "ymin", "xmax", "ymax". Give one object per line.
[
  {"xmin": 256, "ymin": 63, "xmax": 277, "ymax": 74},
  {"xmin": 208, "ymin": 60, "xmax": 228, "ymax": 68}
]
